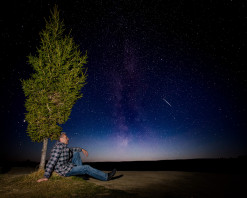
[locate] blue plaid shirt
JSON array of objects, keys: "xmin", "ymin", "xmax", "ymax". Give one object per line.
[{"xmin": 44, "ymin": 141, "xmax": 82, "ymax": 178}]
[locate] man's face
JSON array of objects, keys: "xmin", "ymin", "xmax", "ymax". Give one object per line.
[{"xmin": 60, "ymin": 135, "xmax": 69, "ymax": 144}]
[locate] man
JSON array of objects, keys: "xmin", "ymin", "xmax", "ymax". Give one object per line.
[{"xmin": 37, "ymin": 132, "xmax": 116, "ymax": 182}]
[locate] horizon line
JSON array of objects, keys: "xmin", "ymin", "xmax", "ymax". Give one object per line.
[{"xmin": 3, "ymin": 156, "xmax": 247, "ymax": 164}]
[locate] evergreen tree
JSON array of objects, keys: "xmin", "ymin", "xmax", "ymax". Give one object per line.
[{"xmin": 22, "ymin": 6, "xmax": 87, "ymax": 170}]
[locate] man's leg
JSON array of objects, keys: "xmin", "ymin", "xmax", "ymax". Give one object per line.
[
  {"xmin": 65, "ymin": 165, "xmax": 108, "ymax": 181},
  {"xmin": 72, "ymin": 152, "xmax": 83, "ymax": 166}
]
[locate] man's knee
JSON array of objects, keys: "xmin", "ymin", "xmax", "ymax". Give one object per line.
[{"xmin": 73, "ymin": 152, "xmax": 80, "ymax": 156}]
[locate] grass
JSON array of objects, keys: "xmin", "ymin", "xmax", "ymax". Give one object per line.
[{"xmin": 0, "ymin": 169, "xmax": 136, "ymax": 198}]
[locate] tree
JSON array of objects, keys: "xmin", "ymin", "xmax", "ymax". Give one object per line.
[{"xmin": 22, "ymin": 6, "xmax": 87, "ymax": 170}]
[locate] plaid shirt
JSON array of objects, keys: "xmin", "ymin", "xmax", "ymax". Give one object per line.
[{"xmin": 44, "ymin": 141, "xmax": 82, "ymax": 178}]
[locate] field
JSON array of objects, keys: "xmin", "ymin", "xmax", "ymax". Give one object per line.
[{"xmin": 0, "ymin": 158, "xmax": 246, "ymax": 198}]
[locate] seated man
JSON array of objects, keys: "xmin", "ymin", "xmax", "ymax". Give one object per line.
[{"xmin": 37, "ymin": 132, "xmax": 116, "ymax": 182}]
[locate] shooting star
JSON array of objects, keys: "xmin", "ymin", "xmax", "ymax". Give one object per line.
[{"xmin": 163, "ymin": 98, "xmax": 172, "ymax": 107}]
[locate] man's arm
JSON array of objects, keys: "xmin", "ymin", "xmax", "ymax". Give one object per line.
[
  {"xmin": 37, "ymin": 177, "xmax": 48, "ymax": 182},
  {"xmin": 81, "ymin": 148, "xmax": 88, "ymax": 157},
  {"xmin": 70, "ymin": 147, "xmax": 83, "ymax": 152},
  {"xmin": 37, "ymin": 145, "xmax": 62, "ymax": 182}
]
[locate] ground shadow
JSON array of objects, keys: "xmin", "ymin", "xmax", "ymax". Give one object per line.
[
  {"xmin": 76, "ymin": 174, "xmax": 124, "ymax": 181},
  {"xmin": 111, "ymin": 174, "xmax": 124, "ymax": 180},
  {"xmin": 75, "ymin": 174, "xmax": 90, "ymax": 180}
]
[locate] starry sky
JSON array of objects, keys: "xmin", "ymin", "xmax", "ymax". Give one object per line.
[{"xmin": 1, "ymin": 0, "xmax": 246, "ymax": 162}]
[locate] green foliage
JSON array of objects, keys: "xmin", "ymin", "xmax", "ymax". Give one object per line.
[{"xmin": 22, "ymin": 6, "xmax": 87, "ymax": 142}]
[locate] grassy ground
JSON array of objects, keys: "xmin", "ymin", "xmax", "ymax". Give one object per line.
[{"xmin": 0, "ymin": 170, "xmax": 137, "ymax": 198}]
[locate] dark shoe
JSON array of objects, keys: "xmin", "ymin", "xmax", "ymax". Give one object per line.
[{"xmin": 107, "ymin": 169, "xmax": 117, "ymax": 181}]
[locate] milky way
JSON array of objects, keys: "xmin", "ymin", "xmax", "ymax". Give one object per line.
[{"xmin": 109, "ymin": 41, "xmax": 145, "ymax": 148}]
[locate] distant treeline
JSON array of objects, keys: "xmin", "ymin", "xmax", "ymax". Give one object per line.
[
  {"xmin": 86, "ymin": 157, "xmax": 247, "ymax": 173},
  {"xmin": 1, "ymin": 157, "xmax": 247, "ymax": 173}
]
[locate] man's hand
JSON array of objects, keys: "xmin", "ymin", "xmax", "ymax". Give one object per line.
[
  {"xmin": 37, "ymin": 178, "xmax": 48, "ymax": 183},
  {"xmin": 82, "ymin": 149, "xmax": 88, "ymax": 157}
]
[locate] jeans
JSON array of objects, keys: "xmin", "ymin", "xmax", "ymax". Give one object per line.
[{"xmin": 65, "ymin": 152, "xmax": 108, "ymax": 181}]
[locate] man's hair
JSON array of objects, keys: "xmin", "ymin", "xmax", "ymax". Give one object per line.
[{"xmin": 59, "ymin": 132, "xmax": 66, "ymax": 139}]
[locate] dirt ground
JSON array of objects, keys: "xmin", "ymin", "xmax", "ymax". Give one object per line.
[
  {"xmin": 88, "ymin": 171, "xmax": 246, "ymax": 198},
  {"xmin": 3, "ymin": 167, "xmax": 246, "ymax": 198}
]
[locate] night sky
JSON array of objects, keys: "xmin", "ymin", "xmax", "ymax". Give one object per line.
[{"xmin": 1, "ymin": 0, "xmax": 246, "ymax": 162}]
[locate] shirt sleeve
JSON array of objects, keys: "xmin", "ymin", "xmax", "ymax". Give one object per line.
[
  {"xmin": 70, "ymin": 147, "xmax": 82, "ymax": 152},
  {"xmin": 44, "ymin": 145, "xmax": 62, "ymax": 178}
]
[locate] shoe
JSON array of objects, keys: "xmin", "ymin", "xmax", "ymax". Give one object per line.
[{"xmin": 107, "ymin": 169, "xmax": 117, "ymax": 180}]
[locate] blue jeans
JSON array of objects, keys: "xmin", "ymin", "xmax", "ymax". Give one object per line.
[{"xmin": 65, "ymin": 152, "xmax": 108, "ymax": 181}]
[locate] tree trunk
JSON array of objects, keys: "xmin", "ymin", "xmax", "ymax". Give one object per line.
[{"xmin": 39, "ymin": 138, "xmax": 48, "ymax": 170}]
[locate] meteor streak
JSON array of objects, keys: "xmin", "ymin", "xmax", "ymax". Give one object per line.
[{"xmin": 163, "ymin": 98, "xmax": 172, "ymax": 107}]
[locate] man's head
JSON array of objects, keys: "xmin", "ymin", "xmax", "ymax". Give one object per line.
[{"xmin": 59, "ymin": 132, "xmax": 69, "ymax": 144}]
